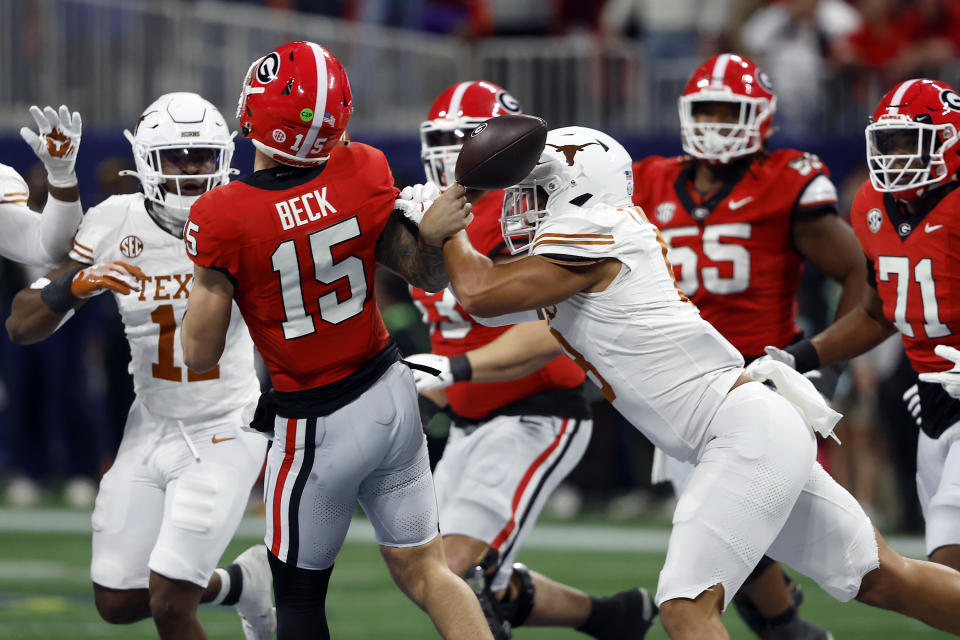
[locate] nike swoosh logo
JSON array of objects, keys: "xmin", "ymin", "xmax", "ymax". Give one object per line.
[
  {"xmin": 728, "ymin": 197, "xmax": 754, "ymax": 210},
  {"xmin": 925, "ymin": 223, "xmax": 943, "ymax": 233},
  {"xmin": 211, "ymin": 435, "xmax": 236, "ymax": 444}
]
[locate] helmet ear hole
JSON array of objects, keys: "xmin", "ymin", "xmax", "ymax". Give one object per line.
[{"xmin": 569, "ymin": 193, "xmax": 592, "ymax": 207}]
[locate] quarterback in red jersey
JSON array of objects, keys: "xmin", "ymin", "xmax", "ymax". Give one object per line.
[
  {"xmin": 180, "ymin": 42, "xmax": 493, "ymax": 640},
  {"xmin": 633, "ymin": 53, "xmax": 867, "ymax": 640},
  {"xmin": 768, "ymin": 78, "xmax": 960, "ymax": 575},
  {"xmin": 405, "ymin": 81, "xmax": 656, "ymax": 640}
]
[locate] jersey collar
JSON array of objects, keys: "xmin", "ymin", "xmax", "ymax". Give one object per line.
[
  {"xmin": 674, "ymin": 159, "xmax": 750, "ymax": 223},
  {"xmin": 238, "ymin": 163, "xmax": 327, "ymax": 191},
  {"xmin": 881, "ymin": 180, "xmax": 959, "ymax": 242}
]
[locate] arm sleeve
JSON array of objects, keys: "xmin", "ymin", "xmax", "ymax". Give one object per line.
[
  {"xmin": 38, "ymin": 195, "xmax": 84, "ymax": 265},
  {"xmin": 0, "ymin": 167, "xmax": 63, "ymax": 268}
]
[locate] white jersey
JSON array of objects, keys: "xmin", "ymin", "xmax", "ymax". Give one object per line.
[
  {"xmin": 530, "ymin": 204, "xmax": 744, "ymax": 462},
  {"xmin": 0, "ymin": 163, "xmax": 82, "ymax": 267},
  {"xmin": 69, "ymin": 194, "xmax": 259, "ymax": 420}
]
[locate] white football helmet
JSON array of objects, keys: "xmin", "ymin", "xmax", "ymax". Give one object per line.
[
  {"xmin": 501, "ymin": 126, "xmax": 633, "ymax": 254},
  {"xmin": 123, "ymin": 92, "xmax": 235, "ymax": 234}
]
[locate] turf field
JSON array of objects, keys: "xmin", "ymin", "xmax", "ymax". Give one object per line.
[{"xmin": 0, "ymin": 510, "xmax": 951, "ymax": 639}]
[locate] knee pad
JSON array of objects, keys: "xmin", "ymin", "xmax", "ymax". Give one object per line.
[{"xmin": 499, "ymin": 562, "xmax": 535, "ymax": 628}]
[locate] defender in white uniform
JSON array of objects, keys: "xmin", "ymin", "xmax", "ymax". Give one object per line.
[
  {"xmin": 6, "ymin": 93, "xmax": 274, "ymax": 640},
  {"xmin": 440, "ymin": 126, "xmax": 960, "ymax": 639},
  {"xmin": 1, "ymin": 105, "xmax": 83, "ymax": 267}
]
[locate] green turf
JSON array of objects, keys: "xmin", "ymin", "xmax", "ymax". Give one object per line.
[{"xmin": 0, "ymin": 530, "xmax": 951, "ymax": 639}]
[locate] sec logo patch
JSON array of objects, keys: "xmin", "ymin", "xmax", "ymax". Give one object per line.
[
  {"xmin": 867, "ymin": 208, "xmax": 882, "ymax": 234},
  {"xmin": 656, "ymin": 202, "xmax": 676, "ymax": 224},
  {"xmin": 120, "ymin": 235, "xmax": 143, "ymax": 258}
]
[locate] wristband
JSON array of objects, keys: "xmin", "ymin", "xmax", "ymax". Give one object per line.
[
  {"xmin": 40, "ymin": 265, "xmax": 83, "ymax": 314},
  {"xmin": 46, "ymin": 172, "xmax": 78, "ymax": 189},
  {"xmin": 785, "ymin": 339, "xmax": 821, "ymax": 374},
  {"xmin": 450, "ymin": 354, "xmax": 473, "ymax": 382}
]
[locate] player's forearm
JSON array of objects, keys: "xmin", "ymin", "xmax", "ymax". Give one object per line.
[
  {"xmin": 409, "ymin": 236, "xmax": 450, "ymax": 293},
  {"xmin": 833, "ymin": 269, "xmax": 867, "ymax": 320},
  {"xmin": 443, "ymin": 232, "xmax": 500, "ymax": 317},
  {"xmin": 5, "ymin": 288, "xmax": 70, "ymax": 345},
  {"xmin": 467, "ymin": 321, "xmax": 561, "ymax": 383},
  {"xmin": 38, "ymin": 194, "xmax": 83, "ymax": 265},
  {"xmin": 810, "ymin": 306, "xmax": 896, "ymax": 369}
]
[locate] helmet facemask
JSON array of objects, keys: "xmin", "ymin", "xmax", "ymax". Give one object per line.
[
  {"xmin": 866, "ymin": 116, "xmax": 958, "ymax": 200},
  {"xmin": 679, "ymin": 94, "xmax": 774, "ymax": 164},
  {"xmin": 420, "ymin": 119, "xmax": 486, "ymax": 190},
  {"xmin": 501, "ymin": 159, "xmax": 567, "ymax": 255}
]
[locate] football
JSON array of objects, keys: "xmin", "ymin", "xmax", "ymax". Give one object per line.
[{"xmin": 455, "ymin": 114, "xmax": 548, "ymax": 190}]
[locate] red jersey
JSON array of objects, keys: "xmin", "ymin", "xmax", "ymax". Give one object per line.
[
  {"xmin": 408, "ymin": 190, "xmax": 585, "ymax": 420},
  {"xmin": 187, "ymin": 143, "xmax": 399, "ymax": 392},
  {"xmin": 632, "ymin": 150, "xmax": 838, "ymax": 358},
  {"xmin": 851, "ymin": 181, "xmax": 960, "ymax": 375}
]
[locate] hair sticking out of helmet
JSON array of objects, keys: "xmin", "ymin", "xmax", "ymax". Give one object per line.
[
  {"xmin": 122, "ymin": 92, "xmax": 235, "ymax": 235},
  {"xmin": 501, "ymin": 126, "xmax": 633, "ymax": 254},
  {"xmin": 678, "ymin": 53, "xmax": 777, "ymax": 164},
  {"xmin": 865, "ymin": 78, "xmax": 960, "ymax": 203},
  {"xmin": 237, "ymin": 41, "xmax": 352, "ymax": 167},
  {"xmin": 421, "ymin": 81, "xmax": 523, "ymax": 190}
]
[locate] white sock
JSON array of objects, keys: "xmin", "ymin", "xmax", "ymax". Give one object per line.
[{"xmin": 210, "ymin": 567, "xmax": 231, "ymax": 605}]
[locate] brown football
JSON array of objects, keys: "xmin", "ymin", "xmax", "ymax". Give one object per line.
[{"xmin": 455, "ymin": 114, "xmax": 548, "ymax": 190}]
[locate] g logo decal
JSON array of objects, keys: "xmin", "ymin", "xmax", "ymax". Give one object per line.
[
  {"xmin": 257, "ymin": 52, "xmax": 281, "ymax": 84},
  {"xmin": 941, "ymin": 89, "xmax": 960, "ymax": 113},
  {"xmin": 497, "ymin": 92, "xmax": 522, "ymax": 114}
]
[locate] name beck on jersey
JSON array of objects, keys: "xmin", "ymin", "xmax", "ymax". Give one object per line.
[{"xmin": 275, "ymin": 187, "xmax": 337, "ymax": 230}]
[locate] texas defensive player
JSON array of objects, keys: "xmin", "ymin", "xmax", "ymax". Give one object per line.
[
  {"xmin": 630, "ymin": 53, "xmax": 866, "ymax": 640},
  {"xmin": 767, "ymin": 78, "xmax": 960, "ymax": 576},
  {"xmin": 5, "ymin": 92, "xmax": 274, "ymax": 640},
  {"xmin": 405, "ymin": 82, "xmax": 655, "ymax": 640},
  {"xmin": 179, "ymin": 41, "xmax": 493, "ymax": 640}
]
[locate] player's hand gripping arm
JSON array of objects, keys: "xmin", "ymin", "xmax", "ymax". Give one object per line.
[
  {"xmin": 766, "ymin": 284, "xmax": 897, "ymax": 373},
  {"xmin": 5, "ymin": 259, "xmax": 143, "ymax": 345},
  {"xmin": 792, "ymin": 213, "xmax": 866, "ymax": 319},
  {"xmin": 405, "ymin": 320, "xmax": 561, "ymax": 391},
  {"xmin": 376, "ymin": 183, "xmax": 473, "ymax": 292},
  {"xmin": 181, "ymin": 265, "xmax": 234, "ymax": 373},
  {"xmin": 20, "ymin": 105, "xmax": 84, "ymax": 264}
]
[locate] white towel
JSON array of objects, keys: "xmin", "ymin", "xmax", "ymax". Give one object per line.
[{"xmin": 746, "ymin": 360, "xmax": 842, "ymax": 443}]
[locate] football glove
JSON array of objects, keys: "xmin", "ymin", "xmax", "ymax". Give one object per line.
[
  {"xmin": 403, "ymin": 353, "xmax": 472, "ymax": 391},
  {"xmin": 72, "ymin": 261, "xmax": 145, "ymax": 298},
  {"xmin": 20, "ymin": 105, "xmax": 82, "ymax": 188},
  {"xmin": 395, "ymin": 182, "xmax": 440, "ymax": 226},
  {"xmin": 763, "ymin": 345, "xmax": 796, "ymax": 369},
  {"xmin": 918, "ymin": 345, "xmax": 960, "ymax": 399},
  {"xmin": 902, "ymin": 383, "xmax": 922, "ymax": 427}
]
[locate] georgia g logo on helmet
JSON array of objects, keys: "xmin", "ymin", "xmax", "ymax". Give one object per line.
[
  {"xmin": 257, "ymin": 52, "xmax": 281, "ymax": 84},
  {"xmin": 940, "ymin": 89, "xmax": 960, "ymax": 113}
]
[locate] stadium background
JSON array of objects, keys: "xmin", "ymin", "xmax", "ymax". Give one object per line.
[{"xmin": 0, "ymin": 0, "xmax": 957, "ymax": 637}]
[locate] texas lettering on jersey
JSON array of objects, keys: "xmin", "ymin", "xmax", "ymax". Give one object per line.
[
  {"xmin": 632, "ymin": 149, "xmax": 838, "ymax": 358},
  {"xmin": 408, "ymin": 190, "xmax": 585, "ymax": 420},
  {"xmin": 186, "ymin": 142, "xmax": 399, "ymax": 392}
]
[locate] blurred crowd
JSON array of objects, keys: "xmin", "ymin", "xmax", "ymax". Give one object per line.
[{"xmin": 0, "ymin": 0, "xmax": 945, "ymax": 534}]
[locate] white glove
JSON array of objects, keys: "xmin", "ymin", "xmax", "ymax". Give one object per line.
[
  {"xmin": 763, "ymin": 345, "xmax": 796, "ymax": 369},
  {"xmin": 404, "ymin": 353, "xmax": 455, "ymax": 391},
  {"xmin": 902, "ymin": 383, "xmax": 922, "ymax": 427},
  {"xmin": 395, "ymin": 182, "xmax": 440, "ymax": 226},
  {"xmin": 20, "ymin": 105, "xmax": 82, "ymax": 188},
  {"xmin": 918, "ymin": 345, "xmax": 960, "ymax": 399}
]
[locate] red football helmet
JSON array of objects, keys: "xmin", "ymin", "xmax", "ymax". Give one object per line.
[
  {"xmin": 237, "ymin": 41, "xmax": 352, "ymax": 167},
  {"xmin": 420, "ymin": 81, "xmax": 523, "ymax": 190},
  {"xmin": 866, "ymin": 78, "xmax": 960, "ymax": 203},
  {"xmin": 678, "ymin": 53, "xmax": 776, "ymax": 164}
]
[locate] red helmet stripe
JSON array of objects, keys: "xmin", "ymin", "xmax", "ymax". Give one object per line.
[
  {"xmin": 297, "ymin": 42, "xmax": 329, "ymax": 159},
  {"xmin": 711, "ymin": 53, "xmax": 731, "ymax": 87},
  {"xmin": 445, "ymin": 81, "xmax": 473, "ymax": 120},
  {"xmin": 886, "ymin": 78, "xmax": 919, "ymax": 116}
]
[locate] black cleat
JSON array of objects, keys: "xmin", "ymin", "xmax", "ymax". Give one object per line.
[
  {"xmin": 588, "ymin": 587, "xmax": 658, "ymax": 640},
  {"xmin": 465, "ymin": 564, "xmax": 512, "ymax": 640}
]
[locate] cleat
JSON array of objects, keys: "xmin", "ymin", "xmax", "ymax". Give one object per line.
[
  {"xmin": 232, "ymin": 545, "xmax": 276, "ymax": 640},
  {"xmin": 593, "ymin": 587, "xmax": 658, "ymax": 640}
]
